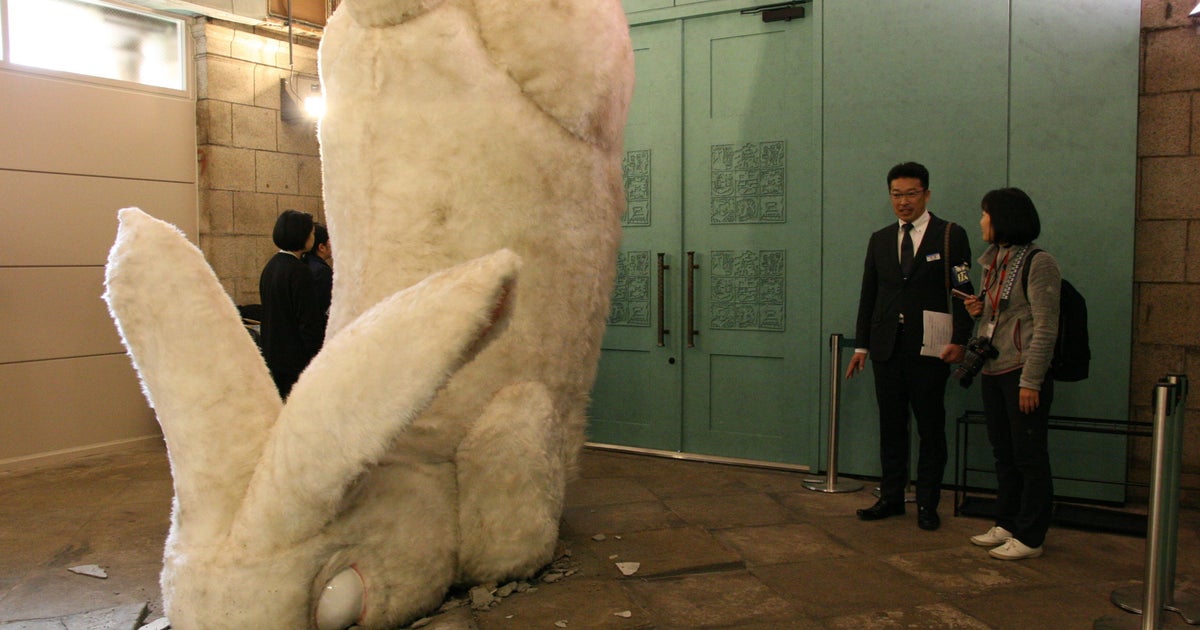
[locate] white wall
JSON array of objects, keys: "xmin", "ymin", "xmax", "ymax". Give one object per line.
[{"xmin": 0, "ymin": 68, "xmax": 198, "ymax": 466}]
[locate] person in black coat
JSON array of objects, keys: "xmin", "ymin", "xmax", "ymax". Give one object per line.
[
  {"xmin": 303, "ymin": 222, "xmax": 333, "ymax": 341},
  {"xmin": 259, "ymin": 210, "xmax": 323, "ymax": 398},
  {"xmin": 845, "ymin": 162, "xmax": 975, "ymax": 531}
]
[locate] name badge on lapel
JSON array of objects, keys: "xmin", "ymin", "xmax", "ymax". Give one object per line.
[{"xmin": 925, "ymin": 253, "xmax": 941, "ymax": 262}]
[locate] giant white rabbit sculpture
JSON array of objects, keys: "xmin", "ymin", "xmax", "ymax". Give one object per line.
[{"xmin": 102, "ymin": 0, "xmax": 634, "ymax": 626}]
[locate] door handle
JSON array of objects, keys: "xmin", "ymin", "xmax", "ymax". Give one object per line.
[
  {"xmin": 687, "ymin": 251, "xmax": 699, "ymax": 348},
  {"xmin": 657, "ymin": 253, "xmax": 670, "ymax": 347}
]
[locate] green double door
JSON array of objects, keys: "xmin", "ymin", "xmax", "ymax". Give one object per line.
[{"xmin": 589, "ymin": 8, "xmax": 822, "ymax": 465}]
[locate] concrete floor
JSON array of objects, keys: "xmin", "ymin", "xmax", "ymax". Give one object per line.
[{"xmin": 1, "ymin": 442, "xmax": 1197, "ymax": 629}]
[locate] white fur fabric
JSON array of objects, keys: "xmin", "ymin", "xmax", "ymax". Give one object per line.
[{"xmin": 102, "ymin": 0, "xmax": 632, "ymax": 626}]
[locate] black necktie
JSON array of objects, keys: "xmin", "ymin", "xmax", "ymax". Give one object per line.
[{"xmin": 900, "ymin": 222, "xmax": 914, "ymax": 277}]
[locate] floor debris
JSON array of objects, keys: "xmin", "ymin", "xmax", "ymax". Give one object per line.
[
  {"xmin": 67, "ymin": 564, "xmax": 108, "ymax": 579},
  {"xmin": 615, "ymin": 562, "xmax": 640, "ymax": 576}
]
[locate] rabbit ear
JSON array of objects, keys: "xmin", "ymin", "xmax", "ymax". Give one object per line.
[
  {"xmin": 228, "ymin": 249, "xmax": 521, "ymax": 550},
  {"xmin": 103, "ymin": 208, "xmax": 281, "ymax": 546}
]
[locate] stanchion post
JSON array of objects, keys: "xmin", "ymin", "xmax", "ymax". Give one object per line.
[
  {"xmin": 1098, "ymin": 377, "xmax": 1191, "ymax": 629},
  {"xmin": 1142, "ymin": 380, "xmax": 1175, "ymax": 628},
  {"xmin": 1158, "ymin": 374, "xmax": 1199, "ymax": 623},
  {"xmin": 804, "ymin": 333, "xmax": 862, "ymax": 494}
]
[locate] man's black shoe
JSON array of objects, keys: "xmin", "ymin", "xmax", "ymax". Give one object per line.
[
  {"xmin": 917, "ymin": 506, "xmax": 941, "ymax": 531},
  {"xmin": 857, "ymin": 499, "xmax": 905, "ymax": 521}
]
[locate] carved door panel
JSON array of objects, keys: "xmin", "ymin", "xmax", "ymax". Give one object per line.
[
  {"xmin": 589, "ymin": 20, "xmax": 684, "ymax": 451},
  {"xmin": 591, "ymin": 8, "xmax": 821, "ymax": 465}
]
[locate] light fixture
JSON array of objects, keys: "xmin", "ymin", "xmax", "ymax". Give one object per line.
[
  {"xmin": 281, "ymin": 76, "xmax": 324, "ymax": 123},
  {"xmin": 278, "ymin": 0, "xmax": 325, "ymax": 124}
]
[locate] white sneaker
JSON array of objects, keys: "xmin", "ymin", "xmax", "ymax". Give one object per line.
[
  {"xmin": 970, "ymin": 525, "xmax": 1013, "ymax": 547},
  {"xmin": 989, "ymin": 538, "xmax": 1043, "ymax": 560}
]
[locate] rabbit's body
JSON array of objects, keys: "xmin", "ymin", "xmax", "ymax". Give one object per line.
[{"xmin": 102, "ymin": 0, "xmax": 633, "ymax": 626}]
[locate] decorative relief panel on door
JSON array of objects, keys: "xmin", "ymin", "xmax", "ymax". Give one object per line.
[
  {"xmin": 710, "ymin": 141, "xmax": 786, "ymax": 224},
  {"xmin": 710, "ymin": 249, "xmax": 785, "ymax": 332},
  {"xmin": 608, "ymin": 250, "xmax": 651, "ymax": 327},
  {"xmin": 622, "ymin": 149, "xmax": 651, "ymax": 227}
]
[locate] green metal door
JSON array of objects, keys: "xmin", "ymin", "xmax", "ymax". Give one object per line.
[
  {"xmin": 589, "ymin": 19, "xmax": 684, "ymax": 451},
  {"xmin": 590, "ymin": 8, "xmax": 821, "ymax": 465}
]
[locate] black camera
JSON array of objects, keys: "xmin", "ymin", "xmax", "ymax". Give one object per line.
[{"xmin": 954, "ymin": 336, "xmax": 998, "ymax": 388}]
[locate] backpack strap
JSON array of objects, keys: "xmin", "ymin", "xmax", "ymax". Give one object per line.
[{"xmin": 1020, "ymin": 248, "xmax": 1043, "ymax": 299}]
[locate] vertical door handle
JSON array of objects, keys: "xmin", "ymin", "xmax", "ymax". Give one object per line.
[
  {"xmin": 657, "ymin": 253, "xmax": 670, "ymax": 347},
  {"xmin": 687, "ymin": 251, "xmax": 699, "ymax": 348}
]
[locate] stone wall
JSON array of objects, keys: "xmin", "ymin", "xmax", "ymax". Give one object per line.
[
  {"xmin": 194, "ymin": 20, "xmax": 324, "ymax": 307},
  {"xmin": 1135, "ymin": 0, "xmax": 1200, "ymax": 505}
]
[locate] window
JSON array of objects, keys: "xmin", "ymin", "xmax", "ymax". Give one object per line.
[{"xmin": 2, "ymin": 0, "xmax": 186, "ymax": 92}]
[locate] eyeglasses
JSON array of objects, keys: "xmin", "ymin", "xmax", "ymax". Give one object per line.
[{"xmin": 890, "ymin": 189, "xmax": 926, "ymax": 200}]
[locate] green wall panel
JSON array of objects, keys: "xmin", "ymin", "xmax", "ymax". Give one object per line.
[
  {"xmin": 818, "ymin": 0, "xmax": 1138, "ymax": 501},
  {"xmin": 821, "ymin": 0, "xmax": 1011, "ymax": 483},
  {"xmin": 1008, "ymin": 0, "xmax": 1139, "ymax": 421}
]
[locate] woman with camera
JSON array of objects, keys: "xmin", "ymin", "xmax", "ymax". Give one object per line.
[{"xmin": 961, "ymin": 187, "xmax": 1061, "ymax": 561}]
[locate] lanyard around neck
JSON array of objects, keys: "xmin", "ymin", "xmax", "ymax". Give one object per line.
[{"xmin": 984, "ymin": 250, "xmax": 1008, "ymax": 315}]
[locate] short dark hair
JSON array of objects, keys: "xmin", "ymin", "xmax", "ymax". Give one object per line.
[
  {"xmin": 273, "ymin": 209, "xmax": 314, "ymax": 251},
  {"xmin": 308, "ymin": 223, "xmax": 329, "ymax": 256},
  {"xmin": 887, "ymin": 162, "xmax": 929, "ymax": 190},
  {"xmin": 981, "ymin": 187, "xmax": 1041, "ymax": 245}
]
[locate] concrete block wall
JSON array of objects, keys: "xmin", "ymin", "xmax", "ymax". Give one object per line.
[
  {"xmin": 194, "ymin": 20, "xmax": 324, "ymax": 307},
  {"xmin": 1135, "ymin": 0, "xmax": 1200, "ymax": 505}
]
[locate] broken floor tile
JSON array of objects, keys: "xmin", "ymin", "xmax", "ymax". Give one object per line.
[{"xmin": 0, "ymin": 603, "xmax": 148, "ymax": 630}]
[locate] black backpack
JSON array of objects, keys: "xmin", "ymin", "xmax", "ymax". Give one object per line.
[{"xmin": 1022, "ymin": 249, "xmax": 1090, "ymax": 381}]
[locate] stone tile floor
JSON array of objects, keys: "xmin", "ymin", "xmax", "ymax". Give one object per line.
[{"xmin": 0, "ymin": 442, "xmax": 1197, "ymax": 629}]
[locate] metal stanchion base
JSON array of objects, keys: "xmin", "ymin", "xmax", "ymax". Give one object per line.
[
  {"xmin": 1111, "ymin": 584, "xmax": 1148, "ymax": 615},
  {"xmin": 1175, "ymin": 596, "xmax": 1200, "ymax": 625},
  {"xmin": 1111, "ymin": 584, "xmax": 1200, "ymax": 624},
  {"xmin": 802, "ymin": 477, "xmax": 863, "ymax": 493}
]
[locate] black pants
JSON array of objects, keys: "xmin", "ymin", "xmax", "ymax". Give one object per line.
[
  {"xmin": 980, "ymin": 370, "xmax": 1054, "ymax": 548},
  {"xmin": 871, "ymin": 332, "xmax": 950, "ymax": 509}
]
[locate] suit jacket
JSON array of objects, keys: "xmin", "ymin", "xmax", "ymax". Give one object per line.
[
  {"xmin": 854, "ymin": 213, "xmax": 974, "ymax": 362},
  {"xmin": 259, "ymin": 252, "xmax": 324, "ymax": 392}
]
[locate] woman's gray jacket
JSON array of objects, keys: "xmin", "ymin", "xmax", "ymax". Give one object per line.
[{"xmin": 977, "ymin": 243, "xmax": 1061, "ymax": 390}]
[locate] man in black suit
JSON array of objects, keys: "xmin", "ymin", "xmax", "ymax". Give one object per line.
[{"xmin": 845, "ymin": 162, "xmax": 974, "ymax": 531}]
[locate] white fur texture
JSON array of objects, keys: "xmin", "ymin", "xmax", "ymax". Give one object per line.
[
  {"xmin": 103, "ymin": 0, "xmax": 632, "ymax": 626},
  {"xmin": 106, "ymin": 209, "xmax": 522, "ymax": 627}
]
